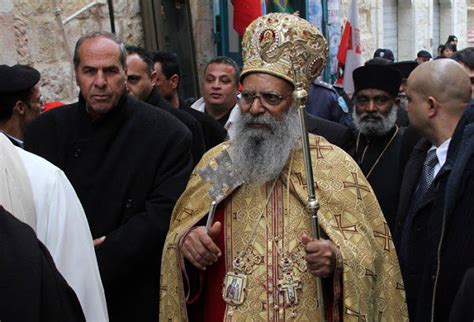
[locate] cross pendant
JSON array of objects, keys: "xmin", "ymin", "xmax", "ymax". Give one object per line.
[{"xmin": 278, "ymin": 273, "xmax": 302, "ymax": 306}]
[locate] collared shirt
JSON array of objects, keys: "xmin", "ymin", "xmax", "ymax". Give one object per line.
[
  {"xmin": 429, "ymin": 138, "xmax": 451, "ymax": 178},
  {"xmin": 191, "ymin": 97, "xmax": 241, "ymax": 139},
  {"xmin": 0, "ymin": 130, "xmax": 23, "ymax": 148}
]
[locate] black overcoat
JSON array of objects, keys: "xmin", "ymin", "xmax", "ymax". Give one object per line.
[
  {"xmin": 24, "ymin": 94, "xmax": 193, "ymax": 322},
  {"xmin": 0, "ymin": 206, "xmax": 85, "ymax": 322},
  {"xmin": 394, "ymin": 102, "xmax": 474, "ymax": 322},
  {"xmin": 146, "ymin": 87, "xmax": 206, "ymax": 165},
  {"xmin": 355, "ymin": 126, "xmax": 411, "ymax": 230}
]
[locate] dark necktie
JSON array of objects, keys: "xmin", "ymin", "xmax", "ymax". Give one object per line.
[{"xmin": 399, "ymin": 149, "xmax": 438, "ymax": 267}]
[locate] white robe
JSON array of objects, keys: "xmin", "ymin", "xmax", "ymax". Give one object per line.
[{"xmin": 0, "ymin": 134, "xmax": 109, "ymax": 321}]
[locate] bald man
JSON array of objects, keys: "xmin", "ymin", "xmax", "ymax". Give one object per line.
[{"xmin": 394, "ymin": 59, "xmax": 472, "ymax": 322}]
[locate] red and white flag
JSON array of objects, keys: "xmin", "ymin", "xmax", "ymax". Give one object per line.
[
  {"xmin": 233, "ymin": 0, "xmax": 265, "ymax": 36},
  {"xmin": 336, "ymin": 0, "xmax": 362, "ymax": 95}
]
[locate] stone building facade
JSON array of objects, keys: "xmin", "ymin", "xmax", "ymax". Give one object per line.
[
  {"xmin": 0, "ymin": 0, "xmax": 143, "ymax": 103},
  {"xmin": 0, "ymin": 0, "xmax": 470, "ymax": 102}
]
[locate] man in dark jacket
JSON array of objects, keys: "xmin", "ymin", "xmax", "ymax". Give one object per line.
[
  {"xmin": 126, "ymin": 45, "xmax": 205, "ymax": 165},
  {"xmin": 152, "ymin": 51, "xmax": 227, "ymax": 149},
  {"xmin": 352, "ymin": 64, "xmax": 412, "ymax": 230},
  {"xmin": 0, "ymin": 64, "xmax": 42, "ymax": 147},
  {"xmin": 395, "ymin": 59, "xmax": 472, "ymax": 322},
  {"xmin": 24, "ymin": 31, "xmax": 193, "ymax": 322},
  {"xmin": 0, "ymin": 206, "xmax": 85, "ymax": 322}
]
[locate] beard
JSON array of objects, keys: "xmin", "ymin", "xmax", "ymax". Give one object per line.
[
  {"xmin": 229, "ymin": 106, "xmax": 301, "ymax": 184},
  {"xmin": 353, "ymin": 105, "xmax": 398, "ymax": 136}
]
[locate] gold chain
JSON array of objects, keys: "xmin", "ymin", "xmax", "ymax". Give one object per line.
[{"xmin": 355, "ymin": 125, "xmax": 399, "ymax": 178}]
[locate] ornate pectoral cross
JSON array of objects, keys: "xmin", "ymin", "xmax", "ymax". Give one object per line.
[
  {"xmin": 198, "ymin": 150, "xmax": 243, "ymax": 229},
  {"xmin": 278, "ymin": 273, "xmax": 302, "ymax": 306}
]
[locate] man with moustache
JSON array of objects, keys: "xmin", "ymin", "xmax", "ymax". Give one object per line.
[
  {"xmin": 160, "ymin": 13, "xmax": 407, "ymax": 321},
  {"xmin": 24, "ymin": 32, "xmax": 193, "ymax": 321},
  {"xmin": 191, "ymin": 56, "xmax": 241, "ymax": 138},
  {"xmin": 352, "ymin": 64, "xmax": 410, "ymax": 230}
]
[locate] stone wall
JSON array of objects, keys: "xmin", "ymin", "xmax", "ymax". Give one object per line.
[
  {"xmin": 189, "ymin": 0, "xmax": 214, "ymax": 86},
  {"xmin": 1, "ymin": 0, "xmax": 470, "ymax": 104},
  {"xmin": 0, "ymin": 0, "xmax": 143, "ymax": 103}
]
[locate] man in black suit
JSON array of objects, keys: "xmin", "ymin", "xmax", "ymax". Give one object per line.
[
  {"xmin": 395, "ymin": 59, "xmax": 472, "ymax": 322},
  {"xmin": 24, "ymin": 32, "xmax": 193, "ymax": 322},
  {"xmin": 152, "ymin": 51, "xmax": 227, "ymax": 150}
]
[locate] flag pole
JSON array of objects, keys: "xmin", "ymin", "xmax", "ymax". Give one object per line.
[{"xmin": 321, "ymin": 0, "xmax": 330, "ymax": 82}]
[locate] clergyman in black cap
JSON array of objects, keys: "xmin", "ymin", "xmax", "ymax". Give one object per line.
[
  {"xmin": 351, "ymin": 64, "xmax": 414, "ymax": 230},
  {"xmin": 446, "ymin": 34, "xmax": 458, "ymax": 52},
  {"xmin": 416, "ymin": 50, "xmax": 432, "ymax": 64},
  {"xmin": 0, "ymin": 64, "xmax": 42, "ymax": 147}
]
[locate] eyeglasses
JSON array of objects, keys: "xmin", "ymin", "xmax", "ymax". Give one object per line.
[
  {"xmin": 354, "ymin": 95, "xmax": 393, "ymax": 107},
  {"xmin": 239, "ymin": 90, "xmax": 291, "ymax": 109}
]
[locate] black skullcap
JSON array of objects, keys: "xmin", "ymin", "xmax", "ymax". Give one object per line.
[
  {"xmin": 390, "ymin": 61, "xmax": 418, "ymax": 79},
  {"xmin": 0, "ymin": 64, "xmax": 40, "ymax": 93},
  {"xmin": 353, "ymin": 64, "xmax": 402, "ymax": 98},
  {"xmin": 417, "ymin": 50, "xmax": 432, "ymax": 59},
  {"xmin": 373, "ymin": 48, "xmax": 395, "ymax": 62}
]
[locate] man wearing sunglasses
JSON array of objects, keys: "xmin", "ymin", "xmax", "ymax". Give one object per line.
[{"xmin": 160, "ymin": 13, "xmax": 407, "ymax": 321}]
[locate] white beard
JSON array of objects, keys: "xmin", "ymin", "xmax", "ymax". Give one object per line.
[
  {"xmin": 353, "ymin": 105, "xmax": 398, "ymax": 136},
  {"xmin": 229, "ymin": 106, "xmax": 301, "ymax": 184}
]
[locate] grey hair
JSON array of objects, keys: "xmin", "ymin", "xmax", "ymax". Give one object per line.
[{"xmin": 73, "ymin": 31, "xmax": 127, "ymax": 68}]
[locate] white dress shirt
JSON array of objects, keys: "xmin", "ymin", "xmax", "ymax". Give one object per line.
[
  {"xmin": 429, "ymin": 138, "xmax": 451, "ymax": 178},
  {"xmin": 191, "ymin": 97, "xmax": 242, "ymax": 139}
]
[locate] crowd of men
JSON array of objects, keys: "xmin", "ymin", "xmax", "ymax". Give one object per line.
[{"xmin": 0, "ymin": 12, "xmax": 473, "ymax": 322}]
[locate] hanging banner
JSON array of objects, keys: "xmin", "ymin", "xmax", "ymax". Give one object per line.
[
  {"xmin": 336, "ymin": 0, "xmax": 362, "ymax": 94},
  {"xmin": 308, "ymin": 0, "xmax": 340, "ymax": 80},
  {"xmin": 327, "ymin": 0, "xmax": 341, "ymax": 78},
  {"xmin": 307, "ymin": 0, "xmax": 323, "ymax": 32}
]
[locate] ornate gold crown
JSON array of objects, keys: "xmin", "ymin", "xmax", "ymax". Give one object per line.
[{"xmin": 241, "ymin": 13, "xmax": 328, "ymax": 90}]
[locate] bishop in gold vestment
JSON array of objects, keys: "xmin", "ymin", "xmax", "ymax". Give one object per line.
[{"xmin": 160, "ymin": 13, "xmax": 407, "ymax": 321}]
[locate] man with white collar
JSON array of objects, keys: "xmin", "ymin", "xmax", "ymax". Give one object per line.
[
  {"xmin": 0, "ymin": 64, "xmax": 43, "ymax": 148},
  {"xmin": 191, "ymin": 56, "xmax": 241, "ymax": 138},
  {"xmin": 395, "ymin": 59, "xmax": 472, "ymax": 321}
]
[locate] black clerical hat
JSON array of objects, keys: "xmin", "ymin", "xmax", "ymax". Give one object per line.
[
  {"xmin": 0, "ymin": 64, "xmax": 40, "ymax": 92},
  {"xmin": 417, "ymin": 50, "xmax": 432, "ymax": 59},
  {"xmin": 390, "ymin": 61, "xmax": 418, "ymax": 79},
  {"xmin": 353, "ymin": 64, "xmax": 402, "ymax": 98}
]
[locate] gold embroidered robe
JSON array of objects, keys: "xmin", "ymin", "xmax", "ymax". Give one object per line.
[{"xmin": 160, "ymin": 134, "xmax": 408, "ymax": 321}]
